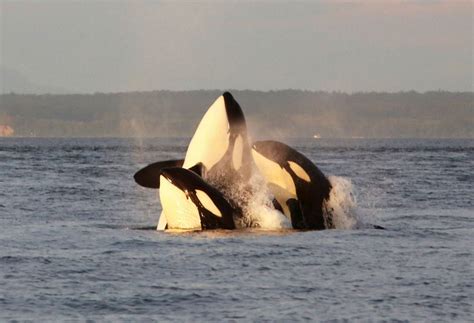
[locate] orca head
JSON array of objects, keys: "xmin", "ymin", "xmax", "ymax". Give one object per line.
[
  {"xmin": 183, "ymin": 92, "xmax": 248, "ymax": 171},
  {"xmin": 252, "ymin": 140, "xmax": 289, "ymax": 167},
  {"xmin": 159, "ymin": 167, "xmax": 203, "ymax": 230},
  {"xmin": 160, "ymin": 167, "xmax": 236, "ymax": 230},
  {"xmin": 183, "ymin": 92, "xmax": 252, "ymax": 185},
  {"xmin": 252, "ymin": 140, "xmax": 332, "ymax": 230},
  {"xmin": 253, "ymin": 140, "xmax": 314, "ymax": 183},
  {"xmin": 222, "ymin": 92, "xmax": 247, "ymax": 136},
  {"xmin": 160, "ymin": 167, "xmax": 200, "ymax": 194}
]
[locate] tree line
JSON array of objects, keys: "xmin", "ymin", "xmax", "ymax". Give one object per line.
[{"xmin": 0, "ymin": 90, "xmax": 472, "ymax": 138}]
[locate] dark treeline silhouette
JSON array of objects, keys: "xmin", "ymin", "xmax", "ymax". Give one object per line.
[{"xmin": 0, "ymin": 90, "xmax": 472, "ymax": 138}]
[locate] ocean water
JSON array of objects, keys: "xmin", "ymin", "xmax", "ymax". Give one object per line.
[{"xmin": 0, "ymin": 138, "xmax": 472, "ymax": 321}]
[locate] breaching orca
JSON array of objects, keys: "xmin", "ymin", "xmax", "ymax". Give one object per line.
[
  {"xmin": 182, "ymin": 92, "xmax": 253, "ymax": 186},
  {"xmin": 134, "ymin": 92, "xmax": 250, "ymax": 189},
  {"xmin": 134, "ymin": 159, "xmax": 206, "ymax": 230},
  {"xmin": 157, "ymin": 92, "xmax": 254, "ymax": 230},
  {"xmin": 157, "ymin": 162, "xmax": 205, "ymax": 230},
  {"xmin": 134, "ymin": 93, "xmax": 384, "ymax": 231},
  {"xmin": 159, "ymin": 167, "xmax": 237, "ymax": 230},
  {"xmin": 251, "ymin": 140, "xmax": 332, "ymax": 230}
]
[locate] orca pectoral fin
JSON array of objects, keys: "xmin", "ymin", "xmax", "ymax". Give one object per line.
[
  {"xmin": 272, "ymin": 198, "xmax": 283, "ymax": 213},
  {"xmin": 287, "ymin": 198, "xmax": 305, "ymax": 229},
  {"xmin": 134, "ymin": 159, "xmax": 184, "ymax": 188}
]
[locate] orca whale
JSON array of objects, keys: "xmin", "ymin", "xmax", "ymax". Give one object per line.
[
  {"xmin": 157, "ymin": 162, "xmax": 205, "ymax": 230},
  {"xmin": 251, "ymin": 140, "xmax": 332, "ymax": 230},
  {"xmin": 182, "ymin": 92, "xmax": 253, "ymax": 186},
  {"xmin": 134, "ymin": 159, "xmax": 206, "ymax": 229},
  {"xmin": 159, "ymin": 167, "xmax": 237, "ymax": 230},
  {"xmin": 157, "ymin": 92, "xmax": 254, "ymax": 230},
  {"xmin": 134, "ymin": 92, "xmax": 250, "ymax": 187},
  {"xmin": 134, "ymin": 92, "xmax": 384, "ymax": 231}
]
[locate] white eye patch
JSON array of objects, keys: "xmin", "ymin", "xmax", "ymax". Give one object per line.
[
  {"xmin": 195, "ymin": 189, "xmax": 222, "ymax": 217},
  {"xmin": 232, "ymin": 134, "xmax": 243, "ymax": 170},
  {"xmin": 288, "ymin": 161, "xmax": 311, "ymax": 182},
  {"xmin": 252, "ymin": 149, "xmax": 297, "ymax": 196}
]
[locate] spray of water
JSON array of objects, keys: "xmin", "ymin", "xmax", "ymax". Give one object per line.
[
  {"xmin": 208, "ymin": 166, "xmax": 291, "ymax": 230},
  {"xmin": 323, "ymin": 176, "xmax": 358, "ymax": 229},
  {"xmin": 221, "ymin": 172, "xmax": 374, "ymax": 230},
  {"xmin": 242, "ymin": 169, "xmax": 292, "ymax": 230},
  {"xmin": 323, "ymin": 175, "xmax": 379, "ymax": 229}
]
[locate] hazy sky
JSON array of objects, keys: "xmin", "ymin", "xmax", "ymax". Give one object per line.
[{"xmin": 1, "ymin": 0, "xmax": 472, "ymax": 93}]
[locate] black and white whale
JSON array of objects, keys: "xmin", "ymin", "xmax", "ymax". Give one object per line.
[
  {"xmin": 134, "ymin": 92, "xmax": 251, "ymax": 189},
  {"xmin": 137, "ymin": 92, "xmax": 255, "ymax": 230},
  {"xmin": 251, "ymin": 140, "xmax": 332, "ymax": 230},
  {"xmin": 159, "ymin": 167, "xmax": 237, "ymax": 230},
  {"xmin": 134, "ymin": 92, "xmax": 384, "ymax": 231},
  {"xmin": 182, "ymin": 92, "xmax": 253, "ymax": 187}
]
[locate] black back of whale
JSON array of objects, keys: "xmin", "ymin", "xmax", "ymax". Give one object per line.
[
  {"xmin": 160, "ymin": 167, "xmax": 237, "ymax": 230},
  {"xmin": 253, "ymin": 140, "xmax": 332, "ymax": 230}
]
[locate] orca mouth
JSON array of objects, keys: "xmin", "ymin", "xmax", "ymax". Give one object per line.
[
  {"xmin": 160, "ymin": 169, "xmax": 175, "ymax": 183},
  {"xmin": 160, "ymin": 167, "xmax": 189, "ymax": 190},
  {"xmin": 251, "ymin": 143, "xmax": 262, "ymax": 153}
]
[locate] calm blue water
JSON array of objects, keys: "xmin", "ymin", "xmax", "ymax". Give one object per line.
[{"xmin": 0, "ymin": 138, "xmax": 472, "ymax": 321}]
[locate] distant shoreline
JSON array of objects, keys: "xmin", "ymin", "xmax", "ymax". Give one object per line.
[{"xmin": 1, "ymin": 90, "xmax": 472, "ymax": 138}]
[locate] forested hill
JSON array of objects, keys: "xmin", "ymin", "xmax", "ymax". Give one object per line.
[{"xmin": 0, "ymin": 90, "xmax": 472, "ymax": 138}]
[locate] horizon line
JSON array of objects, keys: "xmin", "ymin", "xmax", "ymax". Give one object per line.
[{"xmin": 1, "ymin": 88, "xmax": 473, "ymax": 96}]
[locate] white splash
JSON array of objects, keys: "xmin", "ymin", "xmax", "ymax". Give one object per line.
[
  {"xmin": 224, "ymin": 172, "xmax": 375, "ymax": 230},
  {"xmin": 323, "ymin": 175, "xmax": 376, "ymax": 229},
  {"xmin": 209, "ymin": 169, "xmax": 373, "ymax": 231},
  {"xmin": 323, "ymin": 176, "xmax": 357, "ymax": 229},
  {"xmin": 217, "ymin": 168, "xmax": 291, "ymax": 230},
  {"xmin": 244, "ymin": 170, "xmax": 292, "ymax": 230}
]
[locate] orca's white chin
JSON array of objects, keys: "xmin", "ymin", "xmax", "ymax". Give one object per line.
[{"xmin": 159, "ymin": 176, "xmax": 202, "ymax": 230}]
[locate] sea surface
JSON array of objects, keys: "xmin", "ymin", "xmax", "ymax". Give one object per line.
[{"xmin": 0, "ymin": 138, "xmax": 472, "ymax": 322}]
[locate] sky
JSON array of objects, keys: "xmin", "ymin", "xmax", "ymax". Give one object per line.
[{"xmin": 0, "ymin": 0, "xmax": 472, "ymax": 93}]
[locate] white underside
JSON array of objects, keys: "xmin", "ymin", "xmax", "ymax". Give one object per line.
[{"xmin": 159, "ymin": 176, "xmax": 202, "ymax": 230}]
